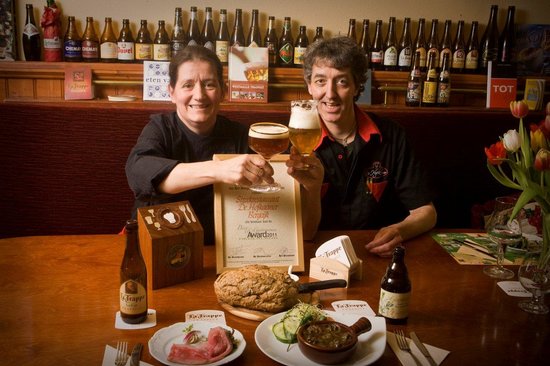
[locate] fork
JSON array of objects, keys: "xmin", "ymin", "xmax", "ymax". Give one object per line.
[
  {"xmin": 395, "ymin": 329, "xmax": 421, "ymax": 365},
  {"xmin": 115, "ymin": 341, "xmax": 129, "ymax": 366}
]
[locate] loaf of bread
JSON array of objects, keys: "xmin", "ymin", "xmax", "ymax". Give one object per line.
[{"xmin": 214, "ymin": 264, "xmax": 300, "ymax": 313}]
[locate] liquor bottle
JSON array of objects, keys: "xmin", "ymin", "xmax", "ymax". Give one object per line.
[
  {"xmin": 119, "ymin": 220, "xmax": 148, "ymax": 324},
  {"xmin": 216, "ymin": 9, "xmax": 230, "ymax": 64},
  {"xmin": 23, "ymin": 4, "xmax": 41, "ymax": 61},
  {"xmin": 202, "ymin": 7, "xmax": 216, "ymax": 51},
  {"xmin": 439, "ymin": 20, "xmax": 452, "ymax": 70},
  {"xmin": 359, "ymin": 19, "xmax": 370, "ymax": 56},
  {"xmin": 421, "ymin": 52, "xmax": 438, "ymax": 106},
  {"xmin": 81, "ymin": 17, "xmax": 99, "ymax": 62},
  {"xmin": 264, "ymin": 16, "xmax": 278, "ymax": 66},
  {"xmin": 405, "ymin": 50, "xmax": 422, "ymax": 107},
  {"xmin": 247, "ymin": 9, "xmax": 262, "ymax": 47},
  {"xmin": 370, "ymin": 20, "xmax": 383, "ymax": 70},
  {"xmin": 347, "ymin": 19, "xmax": 357, "ymax": 44},
  {"xmin": 230, "ymin": 9, "xmax": 245, "ymax": 46},
  {"xmin": 398, "ymin": 17, "xmax": 412, "ymax": 71},
  {"xmin": 187, "ymin": 6, "xmax": 202, "ymax": 46},
  {"xmin": 117, "ymin": 19, "xmax": 135, "ymax": 63},
  {"xmin": 414, "ymin": 18, "xmax": 427, "ymax": 71},
  {"xmin": 383, "ymin": 17, "xmax": 398, "ymax": 71},
  {"xmin": 63, "ymin": 16, "xmax": 82, "ymax": 62},
  {"xmin": 378, "ymin": 246, "xmax": 411, "ymax": 324},
  {"xmin": 479, "ymin": 5, "xmax": 499, "ymax": 72},
  {"xmin": 498, "ymin": 6, "xmax": 516, "ymax": 67},
  {"xmin": 313, "ymin": 26, "xmax": 324, "ymax": 43},
  {"xmin": 135, "ymin": 20, "xmax": 153, "ymax": 62},
  {"xmin": 171, "ymin": 7, "xmax": 186, "ymax": 58},
  {"xmin": 100, "ymin": 17, "xmax": 118, "ymax": 62},
  {"xmin": 294, "ymin": 25, "xmax": 309, "ymax": 66},
  {"xmin": 426, "ymin": 19, "xmax": 439, "ymax": 70},
  {"xmin": 451, "ymin": 20, "xmax": 466, "ymax": 73},
  {"xmin": 465, "ymin": 21, "xmax": 479, "ymax": 73},
  {"xmin": 41, "ymin": 0, "xmax": 62, "ymax": 62},
  {"xmin": 153, "ymin": 20, "xmax": 171, "ymax": 61},
  {"xmin": 437, "ymin": 52, "xmax": 451, "ymax": 107},
  {"xmin": 278, "ymin": 17, "xmax": 294, "ymax": 67}
]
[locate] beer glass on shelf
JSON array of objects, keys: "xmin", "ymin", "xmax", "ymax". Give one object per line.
[
  {"xmin": 248, "ymin": 122, "xmax": 289, "ymax": 193},
  {"xmin": 288, "ymin": 100, "xmax": 322, "ymax": 170}
]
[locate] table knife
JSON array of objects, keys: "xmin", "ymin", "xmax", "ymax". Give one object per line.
[
  {"xmin": 129, "ymin": 343, "xmax": 143, "ymax": 366},
  {"xmin": 410, "ymin": 332, "xmax": 437, "ymax": 366}
]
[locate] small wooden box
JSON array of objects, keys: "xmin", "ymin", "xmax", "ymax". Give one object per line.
[{"xmin": 137, "ymin": 201, "xmax": 204, "ymax": 290}]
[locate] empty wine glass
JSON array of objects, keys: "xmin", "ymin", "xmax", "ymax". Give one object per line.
[{"xmin": 518, "ymin": 252, "xmax": 550, "ymax": 314}]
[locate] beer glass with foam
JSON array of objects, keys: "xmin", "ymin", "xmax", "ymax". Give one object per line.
[{"xmin": 288, "ymin": 100, "xmax": 321, "ymax": 170}]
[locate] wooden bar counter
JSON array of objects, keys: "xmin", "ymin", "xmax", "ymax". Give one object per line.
[{"xmin": 0, "ymin": 230, "xmax": 548, "ymax": 365}]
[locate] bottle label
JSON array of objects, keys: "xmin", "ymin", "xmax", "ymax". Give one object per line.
[
  {"xmin": 187, "ymin": 39, "xmax": 199, "ymax": 47},
  {"xmin": 216, "ymin": 40, "xmax": 229, "ymax": 62},
  {"xmin": 465, "ymin": 50, "xmax": 478, "ymax": 70},
  {"xmin": 398, "ymin": 47, "xmax": 412, "ymax": 67},
  {"xmin": 118, "ymin": 42, "xmax": 135, "ymax": 60},
  {"xmin": 120, "ymin": 280, "xmax": 147, "ymax": 315},
  {"xmin": 203, "ymin": 41, "xmax": 215, "ymax": 52},
  {"xmin": 136, "ymin": 43, "xmax": 152, "ymax": 60},
  {"xmin": 378, "ymin": 289, "xmax": 410, "ymax": 319},
  {"xmin": 100, "ymin": 42, "xmax": 117, "ymax": 59},
  {"xmin": 452, "ymin": 49, "xmax": 465, "ymax": 69},
  {"xmin": 383, "ymin": 46, "xmax": 398, "ymax": 66},
  {"xmin": 279, "ymin": 43, "xmax": 294, "ymax": 65},
  {"xmin": 371, "ymin": 50, "xmax": 383, "ymax": 64},
  {"xmin": 82, "ymin": 40, "xmax": 99, "ymax": 59},
  {"xmin": 64, "ymin": 40, "xmax": 82, "ymax": 59},
  {"xmin": 437, "ymin": 81, "xmax": 451, "ymax": 104},
  {"xmin": 153, "ymin": 44, "xmax": 171, "ymax": 61},
  {"xmin": 171, "ymin": 41, "xmax": 186, "ymax": 58},
  {"xmin": 248, "ymin": 41, "xmax": 260, "ymax": 47},
  {"xmin": 439, "ymin": 49, "xmax": 452, "ymax": 67},
  {"xmin": 23, "ymin": 23, "xmax": 39, "ymax": 37},
  {"xmin": 294, "ymin": 46, "xmax": 307, "ymax": 65},
  {"xmin": 44, "ymin": 37, "xmax": 62, "ymax": 49},
  {"xmin": 415, "ymin": 47, "xmax": 426, "ymax": 68},
  {"xmin": 406, "ymin": 80, "xmax": 422, "ymax": 103},
  {"xmin": 422, "ymin": 80, "xmax": 438, "ymax": 103}
]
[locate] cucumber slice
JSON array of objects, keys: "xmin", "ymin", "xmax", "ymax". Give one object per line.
[{"xmin": 272, "ymin": 321, "xmax": 292, "ymax": 343}]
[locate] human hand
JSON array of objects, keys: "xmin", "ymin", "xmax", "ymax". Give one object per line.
[
  {"xmin": 220, "ymin": 154, "xmax": 274, "ymax": 187},
  {"xmin": 286, "ymin": 147, "xmax": 324, "ymax": 191},
  {"xmin": 365, "ymin": 226, "xmax": 403, "ymax": 257}
]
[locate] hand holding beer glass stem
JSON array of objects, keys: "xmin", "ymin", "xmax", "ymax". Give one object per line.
[
  {"xmin": 248, "ymin": 122, "xmax": 290, "ymax": 193},
  {"xmin": 288, "ymin": 100, "xmax": 322, "ymax": 170}
]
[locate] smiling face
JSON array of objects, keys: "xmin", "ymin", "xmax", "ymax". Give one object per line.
[{"xmin": 169, "ymin": 60, "xmax": 223, "ymax": 135}]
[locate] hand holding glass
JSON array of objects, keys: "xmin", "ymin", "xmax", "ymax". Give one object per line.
[{"xmin": 288, "ymin": 100, "xmax": 322, "ymax": 170}]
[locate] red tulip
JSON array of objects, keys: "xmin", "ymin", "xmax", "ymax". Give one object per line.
[
  {"xmin": 534, "ymin": 149, "xmax": 550, "ymax": 171},
  {"xmin": 510, "ymin": 100, "xmax": 529, "ymax": 119},
  {"xmin": 485, "ymin": 141, "xmax": 507, "ymax": 165}
]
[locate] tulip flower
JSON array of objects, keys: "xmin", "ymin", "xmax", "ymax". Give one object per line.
[
  {"xmin": 531, "ymin": 129, "xmax": 549, "ymax": 152},
  {"xmin": 545, "ymin": 115, "xmax": 550, "ymax": 134},
  {"xmin": 510, "ymin": 100, "xmax": 529, "ymax": 119},
  {"xmin": 485, "ymin": 141, "xmax": 507, "ymax": 165},
  {"xmin": 534, "ymin": 148, "xmax": 550, "ymax": 171},
  {"xmin": 546, "ymin": 101, "xmax": 550, "ymax": 116},
  {"xmin": 502, "ymin": 129, "xmax": 520, "ymax": 152}
]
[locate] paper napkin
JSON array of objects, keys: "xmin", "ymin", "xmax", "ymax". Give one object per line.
[
  {"xmin": 101, "ymin": 344, "xmax": 152, "ymax": 366},
  {"xmin": 387, "ymin": 331, "xmax": 450, "ymax": 366},
  {"xmin": 497, "ymin": 281, "xmax": 532, "ymax": 297}
]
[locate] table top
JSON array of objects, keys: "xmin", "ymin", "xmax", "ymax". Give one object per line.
[{"xmin": 0, "ymin": 230, "xmax": 548, "ymax": 366}]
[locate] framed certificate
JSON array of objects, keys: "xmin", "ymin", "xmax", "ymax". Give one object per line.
[{"xmin": 213, "ymin": 154, "xmax": 304, "ymax": 273}]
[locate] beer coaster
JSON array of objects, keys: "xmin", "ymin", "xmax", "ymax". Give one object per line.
[
  {"xmin": 108, "ymin": 95, "xmax": 137, "ymax": 102},
  {"xmin": 115, "ymin": 309, "xmax": 157, "ymax": 329},
  {"xmin": 497, "ymin": 281, "xmax": 532, "ymax": 297}
]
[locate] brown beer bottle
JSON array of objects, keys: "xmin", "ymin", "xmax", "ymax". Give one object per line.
[
  {"xmin": 437, "ymin": 52, "xmax": 451, "ymax": 106},
  {"xmin": 294, "ymin": 26, "xmax": 309, "ymax": 67},
  {"xmin": 135, "ymin": 20, "xmax": 153, "ymax": 62},
  {"xmin": 359, "ymin": 20, "xmax": 370, "ymax": 56},
  {"xmin": 465, "ymin": 21, "xmax": 479, "ymax": 73},
  {"xmin": 413, "ymin": 18, "xmax": 427, "ymax": 71},
  {"xmin": 383, "ymin": 17, "xmax": 398, "ymax": 71},
  {"xmin": 439, "ymin": 20, "xmax": 452, "ymax": 70},
  {"xmin": 398, "ymin": 17, "xmax": 412, "ymax": 71},
  {"xmin": 313, "ymin": 26, "xmax": 324, "ymax": 43},
  {"xmin": 117, "ymin": 19, "xmax": 135, "ymax": 63},
  {"xmin": 421, "ymin": 52, "xmax": 438, "ymax": 106},
  {"xmin": 81, "ymin": 17, "xmax": 99, "ymax": 62},
  {"xmin": 278, "ymin": 17, "xmax": 294, "ymax": 67},
  {"xmin": 153, "ymin": 20, "xmax": 171, "ymax": 61},
  {"xmin": 405, "ymin": 51, "xmax": 422, "ymax": 107},
  {"xmin": 498, "ymin": 6, "xmax": 516, "ymax": 67},
  {"xmin": 347, "ymin": 19, "xmax": 357, "ymax": 44},
  {"xmin": 451, "ymin": 20, "xmax": 466, "ymax": 73},
  {"xmin": 216, "ymin": 9, "xmax": 230, "ymax": 64},
  {"xmin": 120, "ymin": 220, "xmax": 148, "ymax": 324},
  {"xmin": 63, "ymin": 16, "xmax": 82, "ymax": 62},
  {"xmin": 479, "ymin": 5, "xmax": 499, "ymax": 72},
  {"xmin": 247, "ymin": 9, "xmax": 262, "ymax": 47},
  {"xmin": 378, "ymin": 246, "xmax": 411, "ymax": 324},
  {"xmin": 370, "ymin": 20, "xmax": 383, "ymax": 70},
  {"xmin": 264, "ymin": 16, "xmax": 279, "ymax": 66},
  {"xmin": 230, "ymin": 8, "xmax": 245, "ymax": 46},
  {"xmin": 171, "ymin": 7, "xmax": 186, "ymax": 58},
  {"xmin": 426, "ymin": 19, "xmax": 439, "ymax": 70},
  {"xmin": 202, "ymin": 7, "xmax": 216, "ymax": 51},
  {"xmin": 22, "ymin": 4, "xmax": 41, "ymax": 61},
  {"xmin": 187, "ymin": 6, "xmax": 202, "ymax": 46},
  {"xmin": 100, "ymin": 17, "xmax": 118, "ymax": 62}
]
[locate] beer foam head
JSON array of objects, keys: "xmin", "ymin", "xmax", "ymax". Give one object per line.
[
  {"xmin": 249, "ymin": 123, "xmax": 289, "ymax": 138},
  {"xmin": 289, "ymin": 100, "xmax": 321, "ymax": 129}
]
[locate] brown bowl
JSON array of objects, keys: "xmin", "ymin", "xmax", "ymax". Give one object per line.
[{"xmin": 297, "ymin": 317, "xmax": 372, "ymax": 365}]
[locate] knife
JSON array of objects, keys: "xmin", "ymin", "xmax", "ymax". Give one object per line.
[
  {"xmin": 410, "ymin": 332, "xmax": 437, "ymax": 366},
  {"xmin": 129, "ymin": 343, "xmax": 143, "ymax": 366}
]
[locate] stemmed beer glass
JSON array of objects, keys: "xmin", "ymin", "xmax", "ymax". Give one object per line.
[
  {"xmin": 248, "ymin": 122, "xmax": 289, "ymax": 193},
  {"xmin": 517, "ymin": 252, "xmax": 550, "ymax": 314},
  {"xmin": 288, "ymin": 100, "xmax": 322, "ymax": 170}
]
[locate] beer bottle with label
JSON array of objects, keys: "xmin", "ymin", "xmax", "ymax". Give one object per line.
[
  {"xmin": 41, "ymin": 0, "xmax": 62, "ymax": 62},
  {"xmin": 171, "ymin": 7, "xmax": 186, "ymax": 58},
  {"xmin": 439, "ymin": 20, "xmax": 452, "ymax": 70},
  {"xmin": 202, "ymin": 7, "xmax": 216, "ymax": 51},
  {"xmin": 479, "ymin": 5, "xmax": 499, "ymax": 72},
  {"xmin": 278, "ymin": 17, "xmax": 294, "ymax": 67},
  {"xmin": 120, "ymin": 220, "xmax": 148, "ymax": 324},
  {"xmin": 313, "ymin": 26, "xmax": 324, "ymax": 43},
  {"xmin": 378, "ymin": 246, "xmax": 411, "ymax": 324},
  {"xmin": 347, "ymin": 19, "xmax": 357, "ymax": 44},
  {"xmin": 81, "ymin": 17, "xmax": 99, "ymax": 62},
  {"xmin": 413, "ymin": 18, "xmax": 427, "ymax": 71},
  {"xmin": 370, "ymin": 20, "xmax": 383, "ymax": 70},
  {"xmin": 247, "ymin": 9, "xmax": 262, "ymax": 47},
  {"xmin": 383, "ymin": 17, "xmax": 398, "ymax": 71},
  {"xmin": 498, "ymin": 6, "xmax": 515, "ymax": 67},
  {"xmin": 230, "ymin": 8, "xmax": 245, "ymax": 46},
  {"xmin": 264, "ymin": 16, "xmax": 279, "ymax": 66},
  {"xmin": 426, "ymin": 19, "xmax": 439, "ymax": 70},
  {"xmin": 294, "ymin": 25, "xmax": 309, "ymax": 66},
  {"xmin": 64, "ymin": 16, "xmax": 82, "ymax": 62},
  {"xmin": 398, "ymin": 17, "xmax": 412, "ymax": 71},
  {"xmin": 437, "ymin": 52, "xmax": 451, "ymax": 107},
  {"xmin": 359, "ymin": 20, "xmax": 370, "ymax": 60},
  {"xmin": 117, "ymin": 19, "xmax": 135, "ymax": 63},
  {"xmin": 135, "ymin": 20, "xmax": 152, "ymax": 62},
  {"xmin": 465, "ymin": 21, "xmax": 479, "ymax": 73},
  {"xmin": 100, "ymin": 17, "xmax": 118, "ymax": 62},
  {"xmin": 405, "ymin": 51, "xmax": 422, "ymax": 107},
  {"xmin": 187, "ymin": 6, "xmax": 202, "ymax": 46},
  {"xmin": 23, "ymin": 4, "xmax": 41, "ymax": 61},
  {"xmin": 216, "ymin": 9, "xmax": 230, "ymax": 64},
  {"xmin": 153, "ymin": 20, "xmax": 171, "ymax": 61},
  {"xmin": 421, "ymin": 52, "xmax": 438, "ymax": 106},
  {"xmin": 451, "ymin": 20, "xmax": 465, "ymax": 73}
]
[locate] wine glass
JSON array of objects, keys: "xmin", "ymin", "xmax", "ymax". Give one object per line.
[
  {"xmin": 248, "ymin": 122, "xmax": 289, "ymax": 193},
  {"xmin": 288, "ymin": 100, "xmax": 322, "ymax": 170},
  {"xmin": 483, "ymin": 196, "xmax": 520, "ymax": 279},
  {"xmin": 518, "ymin": 252, "xmax": 550, "ymax": 314}
]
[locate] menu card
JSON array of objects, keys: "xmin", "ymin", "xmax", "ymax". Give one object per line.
[
  {"xmin": 486, "ymin": 61, "xmax": 517, "ymax": 109},
  {"xmin": 228, "ymin": 46, "xmax": 268, "ymax": 103},
  {"xmin": 64, "ymin": 67, "xmax": 94, "ymax": 100},
  {"xmin": 143, "ymin": 61, "xmax": 171, "ymax": 101}
]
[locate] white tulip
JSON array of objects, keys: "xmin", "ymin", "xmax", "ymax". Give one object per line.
[{"xmin": 502, "ymin": 129, "xmax": 520, "ymax": 152}]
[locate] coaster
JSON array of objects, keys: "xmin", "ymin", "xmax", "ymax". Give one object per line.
[
  {"xmin": 115, "ymin": 309, "xmax": 157, "ymax": 329},
  {"xmin": 497, "ymin": 281, "xmax": 532, "ymax": 297},
  {"xmin": 185, "ymin": 310, "xmax": 226, "ymax": 324},
  {"xmin": 331, "ymin": 300, "xmax": 376, "ymax": 316}
]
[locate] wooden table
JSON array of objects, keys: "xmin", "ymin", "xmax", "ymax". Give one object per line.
[{"xmin": 0, "ymin": 231, "xmax": 548, "ymax": 365}]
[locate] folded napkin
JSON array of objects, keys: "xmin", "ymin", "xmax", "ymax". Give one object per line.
[
  {"xmin": 102, "ymin": 345, "xmax": 152, "ymax": 366},
  {"xmin": 387, "ymin": 331, "xmax": 450, "ymax": 366}
]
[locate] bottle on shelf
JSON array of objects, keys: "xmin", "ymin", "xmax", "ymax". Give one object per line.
[
  {"xmin": 100, "ymin": 17, "xmax": 117, "ymax": 63},
  {"xmin": 23, "ymin": 4, "xmax": 41, "ymax": 61},
  {"xmin": 135, "ymin": 20, "xmax": 153, "ymax": 62},
  {"xmin": 479, "ymin": 5, "xmax": 499, "ymax": 72},
  {"xmin": 347, "ymin": 19, "xmax": 357, "ymax": 44},
  {"xmin": 421, "ymin": 51, "xmax": 438, "ymax": 106},
  {"xmin": 498, "ymin": 6, "xmax": 516, "ymax": 68},
  {"xmin": 278, "ymin": 16, "xmax": 294, "ymax": 67},
  {"xmin": 439, "ymin": 20, "xmax": 452, "ymax": 70},
  {"xmin": 202, "ymin": 7, "xmax": 216, "ymax": 51},
  {"xmin": 405, "ymin": 50, "xmax": 422, "ymax": 107},
  {"xmin": 117, "ymin": 19, "xmax": 135, "ymax": 63},
  {"xmin": 230, "ymin": 8, "xmax": 245, "ymax": 46},
  {"xmin": 264, "ymin": 16, "xmax": 279, "ymax": 66},
  {"xmin": 247, "ymin": 9, "xmax": 262, "ymax": 47},
  {"xmin": 153, "ymin": 20, "xmax": 171, "ymax": 61},
  {"xmin": 294, "ymin": 25, "xmax": 309, "ymax": 66},
  {"xmin": 465, "ymin": 21, "xmax": 479, "ymax": 73},
  {"xmin": 63, "ymin": 16, "xmax": 82, "ymax": 62},
  {"xmin": 313, "ymin": 26, "xmax": 324, "ymax": 44},
  {"xmin": 398, "ymin": 17, "xmax": 412, "ymax": 71},
  {"xmin": 81, "ymin": 17, "xmax": 99, "ymax": 62},
  {"xmin": 119, "ymin": 220, "xmax": 148, "ymax": 325},
  {"xmin": 437, "ymin": 52, "xmax": 451, "ymax": 107},
  {"xmin": 370, "ymin": 19, "xmax": 384, "ymax": 70},
  {"xmin": 41, "ymin": 0, "xmax": 63, "ymax": 62},
  {"xmin": 359, "ymin": 19, "xmax": 370, "ymax": 63},
  {"xmin": 378, "ymin": 246, "xmax": 411, "ymax": 324},
  {"xmin": 451, "ymin": 20, "xmax": 466, "ymax": 73},
  {"xmin": 215, "ymin": 9, "xmax": 230, "ymax": 64},
  {"xmin": 426, "ymin": 19, "xmax": 440, "ymax": 70},
  {"xmin": 383, "ymin": 17, "xmax": 398, "ymax": 71},
  {"xmin": 413, "ymin": 18, "xmax": 427, "ymax": 71},
  {"xmin": 187, "ymin": 6, "xmax": 202, "ymax": 46},
  {"xmin": 171, "ymin": 7, "xmax": 186, "ymax": 58}
]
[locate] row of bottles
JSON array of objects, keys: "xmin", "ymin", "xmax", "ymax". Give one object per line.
[{"xmin": 405, "ymin": 51, "xmax": 451, "ymax": 107}]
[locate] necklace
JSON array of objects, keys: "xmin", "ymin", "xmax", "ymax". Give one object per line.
[{"xmin": 332, "ymin": 123, "xmax": 357, "ymax": 147}]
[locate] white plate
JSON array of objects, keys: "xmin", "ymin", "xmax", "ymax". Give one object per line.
[
  {"xmin": 255, "ymin": 311, "xmax": 386, "ymax": 366},
  {"xmin": 148, "ymin": 321, "xmax": 246, "ymax": 366}
]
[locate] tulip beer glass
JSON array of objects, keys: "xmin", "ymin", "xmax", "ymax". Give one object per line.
[
  {"xmin": 248, "ymin": 122, "xmax": 289, "ymax": 193},
  {"xmin": 288, "ymin": 100, "xmax": 322, "ymax": 169}
]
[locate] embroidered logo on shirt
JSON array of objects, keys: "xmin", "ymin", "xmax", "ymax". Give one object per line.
[{"xmin": 365, "ymin": 161, "xmax": 388, "ymax": 202}]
